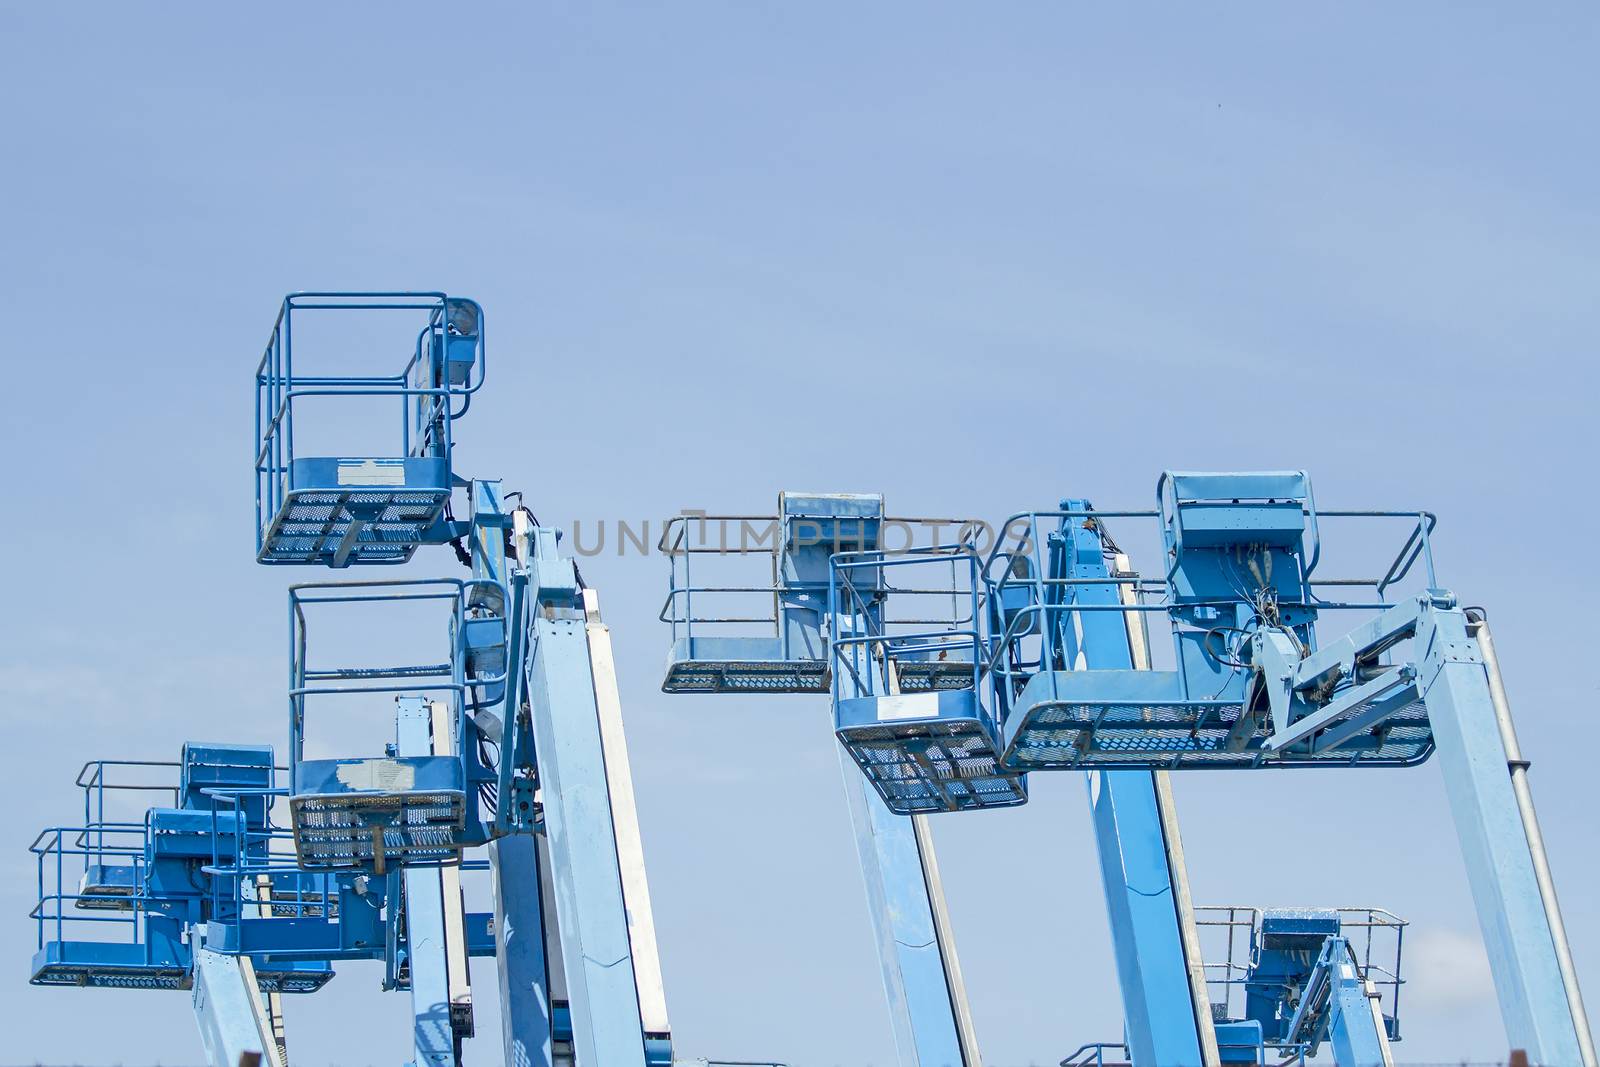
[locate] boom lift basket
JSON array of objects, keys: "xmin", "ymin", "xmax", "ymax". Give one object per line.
[
  {"xmin": 661, "ymin": 497, "xmax": 980, "ymax": 694},
  {"xmin": 286, "ymin": 579, "xmax": 505, "ymax": 869},
  {"xmin": 255, "ymin": 293, "xmax": 485, "ymax": 567},
  {"xmin": 30, "ymin": 754, "xmax": 335, "ymax": 993},
  {"xmin": 830, "ymin": 546, "xmax": 1027, "ymax": 814},
  {"xmin": 991, "ymin": 474, "xmax": 1437, "ymax": 772}
]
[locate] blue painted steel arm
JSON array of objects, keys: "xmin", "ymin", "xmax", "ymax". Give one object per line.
[
  {"xmin": 192, "ymin": 946, "xmax": 285, "ymax": 1067},
  {"xmin": 1419, "ymin": 603, "xmax": 1593, "ymax": 1065},
  {"xmin": 1283, "ymin": 937, "xmax": 1394, "ymax": 1067},
  {"xmin": 838, "ymin": 759, "xmax": 977, "ymax": 1066},
  {"xmin": 522, "ymin": 543, "xmax": 649, "ymax": 1067},
  {"xmin": 491, "ymin": 835, "xmax": 555, "ymax": 1067},
  {"xmin": 1327, "ymin": 958, "xmax": 1394, "ymax": 1067},
  {"xmin": 819, "ymin": 499, "xmax": 979, "ymax": 1067},
  {"xmin": 1057, "ymin": 508, "xmax": 1216, "ymax": 1067},
  {"xmin": 1086, "ymin": 772, "xmax": 1213, "ymax": 1067},
  {"xmin": 398, "ymin": 698, "xmax": 468, "ymax": 1067}
]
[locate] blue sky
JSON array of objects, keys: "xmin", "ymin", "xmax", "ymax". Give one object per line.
[{"xmin": 2, "ymin": 3, "xmax": 1597, "ymax": 1063}]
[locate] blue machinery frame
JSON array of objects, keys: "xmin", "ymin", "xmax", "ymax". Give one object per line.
[
  {"xmin": 661, "ymin": 475, "xmax": 1596, "ymax": 1066},
  {"xmin": 32, "ymin": 294, "xmax": 784, "ymax": 1067},
  {"xmin": 23, "ymin": 292, "xmax": 1595, "ymax": 1067}
]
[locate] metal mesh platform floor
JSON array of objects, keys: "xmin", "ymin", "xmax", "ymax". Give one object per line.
[
  {"xmin": 256, "ymin": 965, "xmax": 336, "ymax": 993},
  {"xmin": 1004, "ymin": 697, "xmax": 1433, "ymax": 771},
  {"xmin": 840, "ymin": 720, "xmax": 1028, "ymax": 814},
  {"xmin": 662, "ymin": 656, "xmax": 974, "ymax": 694},
  {"xmin": 663, "ymin": 657, "xmax": 829, "ymax": 693},
  {"xmin": 30, "ymin": 943, "xmax": 189, "ymax": 990},
  {"xmin": 259, "ymin": 489, "xmax": 449, "ymax": 565},
  {"xmin": 31, "ymin": 956, "xmax": 334, "ymax": 993},
  {"xmin": 290, "ymin": 789, "xmax": 466, "ymax": 869},
  {"xmin": 32, "ymin": 960, "xmax": 190, "ymax": 990}
]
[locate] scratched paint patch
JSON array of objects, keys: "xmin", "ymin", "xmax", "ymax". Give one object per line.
[
  {"xmin": 334, "ymin": 759, "xmax": 417, "ymax": 791},
  {"xmin": 337, "ymin": 459, "xmax": 406, "ymax": 486},
  {"xmin": 874, "ymin": 693, "xmax": 940, "ymax": 722}
]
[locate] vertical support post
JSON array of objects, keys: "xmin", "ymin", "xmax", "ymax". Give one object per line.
[
  {"xmin": 192, "ymin": 947, "xmax": 285, "ymax": 1067},
  {"xmin": 524, "ymin": 551, "xmax": 649, "ymax": 1067},
  {"xmin": 1419, "ymin": 604, "xmax": 1592, "ymax": 1066},
  {"xmin": 491, "ymin": 834, "xmax": 555, "ymax": 1067},
  {"xmin": 1060, "ymin": 517, "xmax": 1216, "ymax": 1067},
  {"xmin": 436, "ymin": 706, "xmax": 475, "ymax": 1040},
  {"xmin": 1087, "ymin": 772, "xmax": 1214, "ymax": 1067},
  {"xmin": 398, "ymin": 698, "xmax": 466, "ymax": 1067},
  {"xmin": 839, "ymin": 762, "xmax": 978, "ymax": 1066},
  {"xmin": 785, "ymin": 492, "xmax": 976, "ymax": 1066},
  {"xmin": 252, "ymin": 875, "xmax": 288, "ymax": 1067}
]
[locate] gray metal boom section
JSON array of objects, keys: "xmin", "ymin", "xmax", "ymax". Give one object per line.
[
  {"xmin": 1423, "ymin": 607, "xmax": 1593, "ymax": 1065},
  {"xmin": 191, "ymin": 947, "xmax": 285, "ymax": 1067},
  {"xmin": 399, "ymin": 698, "xmax": 468, "ymax": 1067},
  {"xmin": 526, "ymin": 606, "xmax": 649, "ymax": 1066}
]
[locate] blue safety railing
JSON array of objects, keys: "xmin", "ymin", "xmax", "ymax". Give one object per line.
[
  {"xmin": 74, "ymin": 759, "xmax": 179, "ymax": 887},
  {"xmin": 981, "ymin": 507, "xmax": 1439, "ymax": 696},
  {"xmin": 288, "ymin": 576, "xmax": 507, "ymax": 792},
  {"xmin": 977, "ymin": 503, "xmax": 1441, "ymax": 770},
  {"xmin": 1195, "ymin": 905, "xmax": 1406, "ymax": 1042},
  {"xmin": 194, "ymin": 785, "xmax": 345, "ymax": 937},
  {"xmin": 828, "ymin": 544, "xmax": 983, "ymax": 699},
  {"xmin": 659, "ymin": 513, "xmax": 987, "ymax": 655},
  {"xmin": 254, "ymin": 292, "xmax": 486, "ymax": 565},
  {"xmin": 31, "ymin": 823, "xmax": 148, "ymax": 951},
  {"xmin": 827, "ymin": 542, "xmax": 1029, "ymax": 813},
  {"xmin": 286, "ymin": 575, "xmax": 509, "ymax": 866},
  {"xmin": 1061, "ymin": 1035, "xmax": 1303, "ymax": 1065}
]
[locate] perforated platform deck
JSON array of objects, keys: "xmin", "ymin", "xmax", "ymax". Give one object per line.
[
  {"xmin": 836, "ymin": 691, "xmax": 1027, "ymax": 813},
  {"xmin": 30, "ymin": 943, "xmax": 335, "ymax": 992},
  {"xmin": 254, "ymin": 964, "xmax": 336, "ymax": 993},
  {"xmin": 841, "ymin": 722, "xmax": 1029, "ymax": 813},
  {"xmin": 290, "ymin": 789, "xmax": 466, "ymax": 869},
  {"xmin": 1002, "ymin": 671, "xmax": 1433, "ymax": 771},
  {"xmin": 663, "ymin": 657, "xmax": 830, "ymax": 693},
  {"xmin": 260, "ymin": 488, "xmax": 450, "ymax": 565},
  {"xmin": 260, "ymin": 455, "xmax": 452, "ymax": 565},
  {"xmin": 663, "ymin": 645, "xmax": 976, "ymax": 694},
  {"xmin": 30, "ymin": 942, "xmax": 188, "ymax": 990}
]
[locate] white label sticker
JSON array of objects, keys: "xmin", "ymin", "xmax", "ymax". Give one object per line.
[
  {"xmin": 338, "ymin": 459, "xmax": 407, "ymax": 487},
  {"xmin": 875, "ymin": 693, "xmax": 941, "ymax": 723},
  {"xmin": 335, "ymin": 759, "xmax": 417, "ymax": 792}
]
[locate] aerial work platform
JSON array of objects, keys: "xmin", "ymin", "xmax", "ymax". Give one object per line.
[
  {"xmin": 812, "ymin": 471, "xmax": 1443, "ymax": 778},
  {"xmin": 36, "ymin": 290, "xmax": 793, "ymax": 1067},
  {"xmin": 1065, "ymin": 905, "xmax": 1406, "ymax": 1066},
  {"xmin": 831, "ymin": 545, "xmax": 1026, "ymax": 814},
  {"xmin": 660, "ymin": 494, "xmax": 976, "ymax": 696},
  {"xmin": 990, "ymin": 473, "xmax": 1437, "ymax": 772},
  {"xmin": 661, "ymin": 471, "xmax": 1595, "ymax": 1067},
  {"xmin": 255, "ymin": 293, "xmax": 484, "ymax": 567},
  {"xmin": 284, "ymin": 578, "xmax": 497, "ymax": 869},
  {"xmin": 30, "ymin": 749, "xmax": 337, "ymax": 995}
]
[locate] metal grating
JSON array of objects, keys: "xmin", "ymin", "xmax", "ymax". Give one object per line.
[
  {"xmin": 894, "ymin": 661, "xmax": 976, "ymax": 693},
  {"xmin": 290, "ymin": 789, "xmax": 466, "ymax": 869},
  {"xmin": 259, "ymin": 489, "xmax": 449, "ymax": 565},
  {"xmin": 662, "ymin": 658, "xmax": 829, "ymax": 693},
  {"xmin": 1005, "ymin": 697, "xmax": 1432, "ymax": 771},
  {"xmin": 32, "ymin": 962, "xmax": 189, "ymax": 990},
  {"xmin": 661, "ymin": 656, "xmax": 974, "ymax": 693},
  {"xmin": 840, "ymin": 721, "xmax": 1027, "ymax": 814},
  {"xmin": 256, "ymin": 967, "xmax": 336, "ymax": 994}
]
